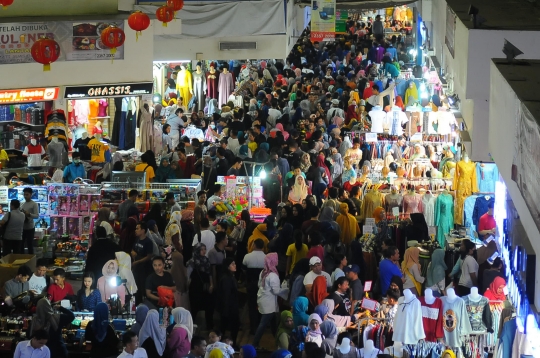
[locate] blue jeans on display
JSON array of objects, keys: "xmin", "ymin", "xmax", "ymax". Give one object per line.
[{"xmin": 253, "ymin": 312, "xmax": 277, "ymax": 348}]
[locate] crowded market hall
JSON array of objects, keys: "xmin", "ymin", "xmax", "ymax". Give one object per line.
[{"xmin": 0, "ymin": 1, "xmax": 539, "ymax": 358}]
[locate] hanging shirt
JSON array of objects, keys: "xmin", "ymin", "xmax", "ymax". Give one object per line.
[
  {"xmin": 462, "ymin": 295, "xmax": 493, "ymax": 332},
  {"xmin": 73, "ymin": 137, "xmax": 92, "ymax": 160},
  {"xmin": 369, "ymin": 107, "xmax": 386, "ymax": 133},
  {"xmin": 419, "ymin": 297, "xmax": 445, "ymax": 342},
  {"xmin": 23, "ymin": 143, "xmax": 45, "ymax": 167},
  {"xmin": 98, "ymin": 99, "xmax": 108, "ymax": 117},
  {"xmin": 386, "ymin": 108, "xmax": 409, "ymax": 136},
  {"xmin": 88, "ymin": 138, "xmax": 109, "ymax": 163},
  {"xmin": 47, "ymin": 141, "xmax": 65, "ymax": 168},
  {"xmin": 422, "ymin": 193, "xmax": 437, "ymax": 226},
  {"xmin": 392, "ymin": 296, "xmax": 426, "ymax": 344}
]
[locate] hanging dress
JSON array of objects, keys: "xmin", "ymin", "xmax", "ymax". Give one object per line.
[
  {"xmin": 192, "ymin": 71, "xmax": 207, "ymax": 112},
  {"xmin": 139, "ymin": 108, "xmax": 153, "ymax": 153},
  {"xmin": 453, "ymin": 161, "xmax": 478, "ymax": 225}
]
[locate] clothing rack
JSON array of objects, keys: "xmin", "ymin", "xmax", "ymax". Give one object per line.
[{"xmin": 356, "ymin": 317, "xmax": 391, "ymax": 347}]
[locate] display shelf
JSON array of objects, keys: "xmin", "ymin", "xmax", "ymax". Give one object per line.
[{"xmin": 0, "ymin": 120, "xmax": 45, "ymax": 128}]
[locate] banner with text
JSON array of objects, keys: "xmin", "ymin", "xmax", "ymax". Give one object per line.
[
  {"xmin": 310, "ymin": 0, "xmax": 336, "ymax": 42},
  {"xmin": 0, "ymin": 21, "xmax": 125, "ymax": 64},
  {"xmin": 511, "ymin": 102, "xmax": 540, "ymax": 234}
]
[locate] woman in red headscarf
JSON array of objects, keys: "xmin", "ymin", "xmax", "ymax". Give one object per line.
[
  {"xmin": 395, "ymin": 95, "xmax": 405, "ymax": 110},
  {"xmin": 308, "ymin": 276, "xmax": 328, "ymax": 307},
  {"xmin": 363, "ymin": 81, "xmax": 374, "ymax": 99},
  {"xmin": 345, "ymin": 104, "xmax": 359, "ymax": 125},
  {"xmin": 484, "ymin": 276, "xmax": 507, "ymax": 301},
  {"xmin": 316, "ymin": 155, "xmax": 332, "ymax": 188}
]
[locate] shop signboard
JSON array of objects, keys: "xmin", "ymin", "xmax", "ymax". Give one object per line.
[
  {"xmin": 335, "ymin": 10, "xmax": 348, "ymax": 33},
  {"xmin": 0, "ymin": 20, "xmax": 125, "ymax": 65},
  {"xmin": 0, "ymin": 87, "xmax": 59, "ymax": 104},
  {"xmin": 64, "ymin": 82, "xmax": 154, "ymax": 99},
  {"xmin": 310, "ymin": 0, "xmax": 336, "ymax": 42}
]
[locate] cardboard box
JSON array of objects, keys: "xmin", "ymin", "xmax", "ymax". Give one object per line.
[{"xmin": 0, "ymin": 254, "xmax": 37, "ymax": 288}]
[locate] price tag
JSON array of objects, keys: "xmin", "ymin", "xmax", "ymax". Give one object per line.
[
  {"xmin": 364, "ymin": 281, "xmax": 373, "ymax": 292},
  {"xmin": 392, "ymin": 207, "xmax": 400, "ymax": 217},
  {"xmin": 365, "ymin": 218, "xmax": 376, "ymax": 226},
  {"xmin": 365, "ymin": 132, "xmax": 378, "ymax": 142},
  {"xmin": 363, "ymin": 225, "xmax": 373, "ymax": 234},
  {"xmin": 410, "ymin": 132, "xmax": 423, "ymax": 142},
  {"xmin": 361, "ymin": 298, "xmax": 379, "ymax": 311},
  {"xmin": 428, "ymin": 226, "xmax": 437, "ymax": 237}
]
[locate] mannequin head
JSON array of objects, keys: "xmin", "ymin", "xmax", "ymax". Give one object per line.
[
  {"xmin": 196, "ymin": 62, "xmax": 202, "ymax": 71},
  {"xmin": 396, "ymin": 166, "xmax": 405, "ymax": 177},
  {"xmin": 30, "ymin": 138, "xmax": 37, "ymax": 146},
  {"xmin": 344, "ymin": 157, "xmax": 352, "ymax": 170},
  {"xmin": 382, "ymin": 166, "xmax": 390, "ymax": 177},
  {"xmin": 180, "ymin": 64, "xmax": 186, "ymax": 70}
]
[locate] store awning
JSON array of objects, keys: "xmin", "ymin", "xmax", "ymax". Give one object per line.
[{"xmin": 298, "ymin": 0, "xmax": 416, "ymax": 10}]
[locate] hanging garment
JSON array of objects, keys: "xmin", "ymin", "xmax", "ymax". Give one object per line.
[
  {"xmin": 463, "ymin": 195, "xmax": 479, "ymax": 233},
  {"xmin": 386, "ymin": 107, "xmax": 409, "ymax": 136},
  {"xmin": 88, "ymin": 138, "xmax": 109, "ymax": 163},
  {"xmin": 361, "ymin": 190, "xmax": 384, "ymax": 220},
  {"xmin": 453, "ymin": 160, "xmax": 479, "ymax": 225},
  {"xmin": 206, "ymin": 70, "xmax": 219, "ymax": 99},
  {"xmin": 419, "ymin": 297, "xmax": 445, "ymax": 342},
  {"xmin": 139, "ymin": 108, "xmax": 153, "ymax": 153},
  {"xmin": 440, "ymin": 296, "xmax": 473, "ymax": 348},
  {"xmin": 369, "ymin": 107, "xmax": 386, "ymax": 133},
  {"xmin": 434, "ymin": 193, "xmax": 454, "ymax": 248},
  {"xmin": 125, "ymin": 110, "xmax": 136, "ymax": 150},
  {"xmin": 74, "ymin": 100, "xmax": 90, "ymax": 125},
  {"xmin": 476, "ymin": 163, "xmax": 498, "ymax": 193},
  {"xmin": 73, "ymin": 137, "xmax": 91, "ymax": 160},
  {"xmin": 462, "ymin": 295, "xmax": 493, "ymax": 332},
  {"xmin": 218, "ymin": 72, "xmax": 234, "ymax": 108},
  {"xmin": 472, "ymin": 195, "xmax": 495, "ymax": 229},
  {"xmin": 152, "ymin": 121, "xmax": 163, "ymax": 155},
  {"xmin": 98, "ymin": 99, "xmax": 108, "ymax": 117},
  {"xmin": 422, "ymin": 192, "xmax": 437, "ymax": 226},
  {"xmin": 436, "ymin": 110, "xmax": 456, "ymax": 135},
  {"xmin": 176, "ymin": 69, "xmax": 193, "ymax": 104},
  {"xmin": 392, "ymin": 296, "xmax": 426, "ymax": 344},
  {"xmin": 192, "ymin": 71, "xmax": 207, "ymax": 112},
  {"xmin": 111, "ymin": 97, "xmax": 122, "ymax": 147},
  {"xmin": 385, "ymin": 193, "xmax": 403, "ymax": 213},
  {"xmin": 23, "ymin": 143, "xmax": 45, "ymax": 167},
  {"xmin": 89, "ymin": 99, "xmax": 99, "ymax": 118}
]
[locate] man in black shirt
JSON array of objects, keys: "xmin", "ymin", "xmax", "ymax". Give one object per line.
[
  {"xmin": 131, "ymin": 222, "xmax": 154, "ymax": 304},
  {"xmin": 215, "ymin": 147, "xmax": 229, "ymax": 176},
  {"xmin": 145, "ymin": 256, "xmax": 176, "ymax": 308},
  {"xmin": 327, "ymin": 276, "xmax": 352, "ymax": 317}
]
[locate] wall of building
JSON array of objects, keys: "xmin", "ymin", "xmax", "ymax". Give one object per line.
[
  {"xmin": 153, "ymin": 34, "xmax": 288, "ymax": 61},
  {"xmin": 0, "ymin": 20, "xmax": 154, "ymax": 90},
  {"xmin": 489, "ymin": 62, "xmax": 540, "ymax": 308}
]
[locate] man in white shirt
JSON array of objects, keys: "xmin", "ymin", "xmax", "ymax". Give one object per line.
[
  {"xmin": 243, "ymin": 238, "xmax": 266, "ymax": 334},
  {"xmin": 267, "ymin": 99, "xmax": 282, "ymax": 130},
  {"xmin": 192, "ymin": 218, "xmax": 216, "ymax": 256},
  {"xmin": 367, "ymin": 83, "xmax": 396, "ymax": 109},
  {"xmin": 227, "ymin": 130, "xmax": 240, "ymax": 156},
  {"xmin": 327, "ymin": 99, "xmax": 345, "ymax": 123},
  {"xmin": 206, "ymin": 184, "xmax": 223, "ymax": 209},
  {"xmin": 28, "ymin": 258, "xmax": 50, "ymax": 294},
  {"xmin": 303, "ymin": 256, "xmax": 332, "ymax": 293},
  {"xmin": 118, "ymin": 331, "xmax": 147, "ymax": 358},
  {"xmin": 14, "ymin": 329, "xmax": 50, "ymax": 358}
]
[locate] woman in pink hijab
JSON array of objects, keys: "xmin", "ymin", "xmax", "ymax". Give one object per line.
[{"xmin": 274, "ymin": 123, "xmax": 289, "ymax": 140}]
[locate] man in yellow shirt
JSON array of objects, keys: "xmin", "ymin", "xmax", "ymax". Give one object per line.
[{"xmin": 134, "ymin": 153, "xmax": 155, "ymax": 183}]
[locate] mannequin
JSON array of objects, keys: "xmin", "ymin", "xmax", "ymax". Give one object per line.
[
  {"xmin": 385, "ymin": 186, "xmax": 403, "ymax": 213},
  {"xmin": 98, "ymin": 99, "xmax": 108, "ymax": 117},
  {"xmin": 138, "ymin": 103, "xmax": 153, "ymax": 153},
  {"xmin": 384, "ymin": 342, "xmax": 403, "ymax": 357},
  {"xmin": 434, "ymin": 190, "xmax": 454, "ymax": 248},
  {"xmin": 453, "ymin": 154, "xmax": 478, "ymax": 225},
  {"xmin": 73, "ymin": 131, "xmax": 92, "ymax": 161},
  {"xmin": 23, "ymin": 138, "xmax": 45, "ymax": 168},
  {"xmin": 381, "ymin": 166, "xmax": 390, "ymax": 177},
  {"xmin": 206, "ymin": 63, "xmax": 219, "ymax": 99},
  {"xmin": 176, "ymin": 64, "xmax": 193, "ymax": 104},
  {"xmin": 424, "ymin": 288, "xmax": 435, "ymax": 304},
  {"xmin": 392, "ymin": 288, "xmax": 425, "ymax": 344},
  {"xmin": 403, "ymin": 186, "xmax": 422, "ymax": 213},
  {"xmin": 192, "ymin": 62, "xmax": 207, "ymax": 112},
  {"xmin": 446, "ymin": 288, "xmax": 458, "ymax": 303},
  {"xmin": 421, "ymin": 190, "xmax": 436, "ymax": 226},
  {"xmin": 384, "ymin": 150, "xmax": 395, "ymax": 168},
  {"xmin": 360, "ymin": 340, "xmax": 381, "ymax": 358},
  {"xmin": 93, "ymin": 120, "xmax": 103, "ymax": 135},
  {"xmin": 218, "ymin": 66, "xmax": 234, "ymax": 109},
  {"xmin": 47, "ymin": 135, "xmax": 67, "ymax": 168},
  {"xmin": 87, "ymin": 133, "xmax": 110, "ymax": 163},
  {"xmin": 369, "ymin": 105, "xmax": 386, "ymax": 133},
  {"xmin": 463, "ymin": 286, "xmax": 493, "ymax": 333},
  {"xmin": 420, "ymin": 288, "xmax": 444, "ymax": 341},
  {"xmin": 386, "ymin": 105, "xmax": 409, "ymax": 136},
  {"xmin": 469, "ymin": 286, "xmax": 481, "ymax": 301}
]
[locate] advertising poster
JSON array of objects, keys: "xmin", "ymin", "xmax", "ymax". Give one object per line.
[
  {"xmin": 335, "ymin": 10, "xmax": 348, "ymax": 33},
  {"xmin": 0, "ymin": 20, "xmax": 125, "ymax": 64},
  {"xmin": 310, "ymin": 0, "xmax": 336, "ymax": 42}
]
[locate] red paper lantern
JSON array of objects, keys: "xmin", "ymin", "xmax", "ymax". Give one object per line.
[
  {"xmin": 166, "ymin": 0, "xmax": 184, "ymax": 13},
  {"xmin": 128, "ymin": 11, "xmax": 150, "ymax": 41},
  {"xmin": 31, "ymin": 37, "xmax": 60, "ymax": 72},
  {"xmin": 100, "ymin": 25, "xmax": 125, "ymax": 55},
  {"xmin": 156, "ymin": 5, "xmax": 175, "ymax": 27},
  {"xmin": 0, "ymin": 0, "xmax": 14, "ymax": 10}
]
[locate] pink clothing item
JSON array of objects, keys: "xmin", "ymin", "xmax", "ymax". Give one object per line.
[
  {"xmin": 98, "ymin": 99, "xmax": 108, "ymax": 117},
  {"xmin": 403, "ymin": 193, "xmax": 423, "ymax": 214},
  {"xmin": 275, "ymin": 123, "xmax": 289, "ymax": 140},
  {"xmin": 307, "ymin": 245, "xmax": 324, "ymax": 264},
  {"xmin": 168, "ymin": 327, "xmax": 191, "ymax": 358},
  {"xmin": 261, "ymin": 253, "xmax": 279, "ymax": 286},
  {"xmin": 97, "ymin": 276, "xmax": 126, "ymax": 305}
]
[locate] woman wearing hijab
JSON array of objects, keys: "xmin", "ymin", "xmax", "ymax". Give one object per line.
[
  {"xmin": 320, "ymin": 299, "xmax": 352, "ymax": 330},
  {"xmin": 300, "ymin": 153, "xmax": 311, "ymax": 173},
  {"xmin": 290, "ymin": 204, "xmax": 304, "ymax": 231},
  {"xmin": 240, "ymin": 345, "xmax": 257, "ymax": 358},
  {"xmin": 321, "ymin": 320, "xmax": 338, "ymax": 357},
  {"xmin": 247, "ymin": 216, "xmax": 276, "ymax": 253},
  {"xmin": 308, "ymin": 275, "xmax": 328, "ymax": 308},
  {"xmin": 171, "ymin": 252, "xmax": 189, "ymax": 309},
  {"xmin": 404, "ymin": 82, "xmax": 419, "ymax": 106},
  {"xmin": 274, "ymin": 123, "xmax": 290, "ymax": 140},
  {"xmin": 139, "ymin": 310, "xmax": 166, "ymax": 358},
  {"xmin": 276, "ymin": 311, "xmax": 294, "ymax": 350},
  {"xmin": 292, "ymin": 296, "xmax": 310, "ymax": 327},
  {"xmin": 344, "ymin": 104, "xmax": 358, "ymax": 126},
  {"xmin": 179, "ymin": 210, "xmax": 195, "ymax": 263},
  {"xmin": 306, "ymin": 314, "xmax": 324, "ymax": 346},
  {"xmin": 484, "ymin": 276, "xmax": 507, "ymax": 301},
  {"xmin": 307, "ymin": 165, "xmax": 328, "ymax": 206},
  {"xmin": 426, "ymin": 248, "xmax": 447, "ymax": 295},
  {"xmin": 164, "ymin": 211, "xmax": 183, "ymax": 269},
  {"xmin": 97, "ymin": 259, "xmax": 126, "ymax": 305},
  {"xmin": 335, "ymin": 203, "xmax": 360, "ymax": 246},
  {"xmin": 115, "ymin": 251, "xmax": 138, "ymax": 296},
  {"xmin": 33, "ymin": 297, "xmax": 75, "ymax": 358},
  {"xmin": 401, "ymin": 247, "xmax": 424, "ymax": 295},
  {"xmin": 154, "ymin": 158, "xmax": 176, "ymax": 183},
  {"xmin": 319, "ymin": 207, "xmax": 340, "ymax": 235},
  {"xmin": 218, "ymin": 258, "xmax": 241, "ymax": 345},
  {"xmin": 253, "ymin": 253, "xmax": 284, "ymax": 348},
  {"xmin": 395, "ymin": 95, "xmax": 405, "ymax": 110},
  {"xmin": 85, "ymin": 302, "xmax": 119, "ymax": 357},
  {"xmin": 288, "ymin": 175, "xmax": 308, "ymax": 205},
  {"xmin": 187, "ymin": 243, "xmax": 214, "ymax": 330},
  {"xmin": 271, "ymin": 349, "xmax": 293, "ymax": 358},
  {"xmin": 131, "ymin": 304, "xmax": 149, "ymax": 335},
  {"xmin": 168, "ymin": 307, "xmax": 193, "ymax": 358},
  {"xmin": 316, "ymin": 155, "xmax": 332, "ymax": 189}
]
